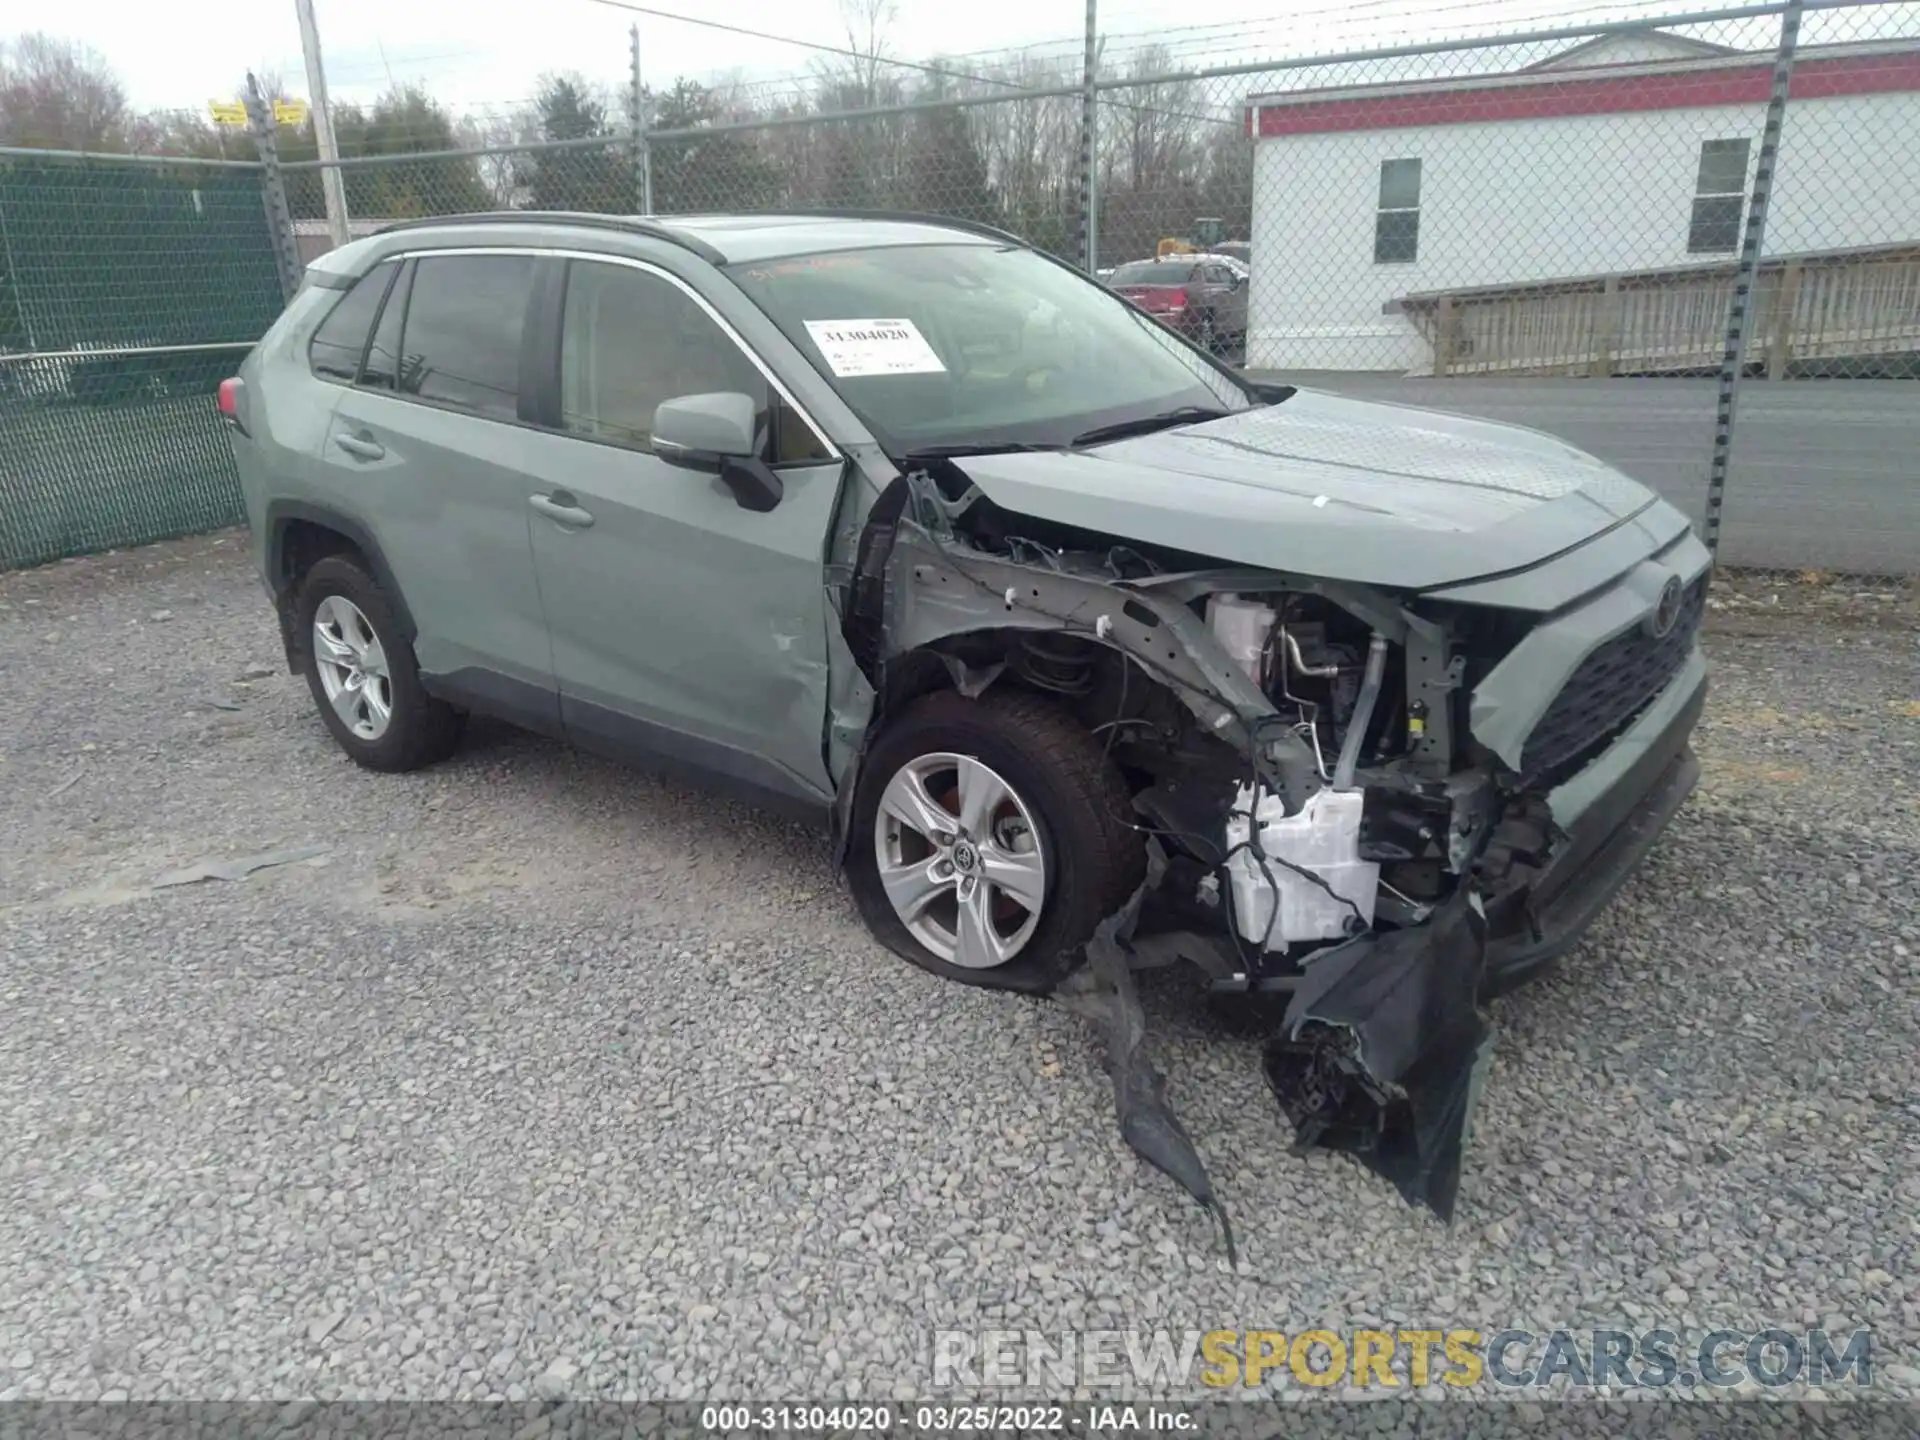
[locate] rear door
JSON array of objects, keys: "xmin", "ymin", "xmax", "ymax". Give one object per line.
[
  {"xmin": 517, "ymin": 255, "xmax": 846, "ymax": 810},
  {"xmin": 317, "ymin": 251, "xmax": 558, "ymax": 729}
]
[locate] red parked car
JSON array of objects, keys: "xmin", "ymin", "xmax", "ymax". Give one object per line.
[{"xmin": 1106, "ymin": 257, "xmax": 1248, "ymax": 353}]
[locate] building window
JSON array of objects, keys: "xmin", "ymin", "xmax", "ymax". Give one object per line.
[
  {"xmin": 1374, "ymin": 158, "xmax": 1421, "ymax": 264},
  {"xmin": 1689, "ymin": 138, "xmax": 1750, "ymax": 254}
]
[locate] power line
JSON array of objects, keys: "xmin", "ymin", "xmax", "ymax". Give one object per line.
[
  {"xmin": 573, "ymin": 0, "xmax": 1257, "ymax": 133},
  {"xmin": 575, "ymin": 0, "xmax": 1038, "ymax": 95}
]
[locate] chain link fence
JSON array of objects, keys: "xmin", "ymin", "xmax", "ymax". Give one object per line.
[
  {"xmin": 0, "ymin": 150, "xmax": 285, "ymax": 569},
  {"xmin": 2, "ymin": 0, "xmax": 1915, "ymax": 573}
]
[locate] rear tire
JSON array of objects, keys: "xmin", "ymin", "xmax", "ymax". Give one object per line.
[
  {"xmin": 294, "ymin": 555, "xmax": 463, "ymax": 773},
  {"xmin": 847, "ymin": 689, "xmax": 1146, "ymax": 992}
]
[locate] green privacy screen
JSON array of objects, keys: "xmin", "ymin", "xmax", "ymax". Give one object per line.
[{"xmin": 0, "ymin": 157, "xmax": 287, "ymax": 570}]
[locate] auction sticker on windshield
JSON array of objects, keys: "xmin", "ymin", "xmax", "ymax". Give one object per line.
[{"xmin": 803, "ymin": 318, "xmax": 947, "ymax": 377}]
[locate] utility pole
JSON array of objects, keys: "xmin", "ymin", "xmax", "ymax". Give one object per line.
[
  {"xmin": 1077, "ymin": 0, "xmax": 1099, "ymax": 274},
  {"xmin": 629, "ymin": 23, "xmax": 653, "ymax": 215},
  {"xmin": 294, "ymin": 0, "xmax": 351, "ymax": 249}
]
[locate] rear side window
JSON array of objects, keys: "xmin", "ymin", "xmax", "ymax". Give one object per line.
[
  {"xmin": 360, "ymin": 260, "xmax": 415, "ymax": 393},
  {"xmin": 308, "ymin": 264, "xmax": 396, "ymax": 383},
  {"xmin": 400, "ymin": 255, "xmax": 534, "ymax": 421}
]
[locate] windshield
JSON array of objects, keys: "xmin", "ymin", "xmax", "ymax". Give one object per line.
[
  {"xmin": 1109, "ymin": 261, "xmax": 1197, "ymax": 286},
  {"xmin": 730, "ymin": 244, "xmax": 1249, "ymax": 454}
]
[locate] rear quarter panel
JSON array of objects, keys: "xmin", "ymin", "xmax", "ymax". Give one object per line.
[{"xmin": 232, "ymin": 286, "xmax": 350, "ymax": 587}]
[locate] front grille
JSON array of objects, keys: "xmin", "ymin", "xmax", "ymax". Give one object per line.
[{"xmin": 1519, "ymin": 576, "xmax": 1705, "ymax": 789}]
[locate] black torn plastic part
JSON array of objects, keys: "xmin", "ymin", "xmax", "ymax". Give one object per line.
[
  {"xmin": 1263, "ymin": 887, "xmax": 1491, "ymax": 1222},
  {"xmin": 1054, "ymin": 871, "xmax": 1238, "ymax": 1268}
]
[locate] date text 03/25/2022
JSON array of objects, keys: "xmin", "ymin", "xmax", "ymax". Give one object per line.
[{"xmin": 699, "ymin": 1404, "xmax": 1195, "ymax": 1432}]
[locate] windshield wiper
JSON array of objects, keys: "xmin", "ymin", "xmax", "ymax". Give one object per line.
[
  {"xmin": 902, "ymin": 440, "xmax": 1067, "ymax": 461},
  {"xmin": 1068, "ymin": 405, "xmax": 1233, "ymax": 449}
]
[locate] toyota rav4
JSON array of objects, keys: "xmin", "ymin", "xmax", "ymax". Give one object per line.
[{"xmin": 223, "ymin": 211, "xmax": 1708, "ymax": 1236}]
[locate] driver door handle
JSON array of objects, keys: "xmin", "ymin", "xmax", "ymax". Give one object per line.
[
  {"xmin": 333, "ymin": 433, "xmax": 385, "ymax": 461},
  {"xmin": 530, "ymin": 492, "xmax": 594, "ymax": 529}
]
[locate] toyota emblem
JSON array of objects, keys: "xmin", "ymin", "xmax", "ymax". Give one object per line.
[{"xmin": 1646, "ymin": 575, "xmax": 1684, "ymax": 639}]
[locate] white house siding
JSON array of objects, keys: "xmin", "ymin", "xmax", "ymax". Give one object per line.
[
  {"xmin": 1766, "ymin": 93, "xmax": 1920, "ymax": 252},
  {"xmin": 1247, "ymin": 90, "xmax": 1920, "ymax": 371}
]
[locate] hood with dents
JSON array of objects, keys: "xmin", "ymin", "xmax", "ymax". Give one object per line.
[{"xmin": 952, "ymin": 387, "xmax": 1660, "ymax": 590}]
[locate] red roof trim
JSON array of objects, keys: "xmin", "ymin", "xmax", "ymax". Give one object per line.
[{"xmin": 1251, "ymin": 51, "xmax": 1920, "ymax": 137}]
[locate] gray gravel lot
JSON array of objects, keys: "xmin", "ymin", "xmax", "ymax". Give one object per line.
[{"xmin": 1, "ymin": 534, "xmax": 1916, "ymax": 1404}]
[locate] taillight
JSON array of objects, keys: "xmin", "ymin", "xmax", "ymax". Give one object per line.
[
  {"xmin": 1168, "ymin": 289, "xmax": 1188, "ymax": 310},
  {"xmin": 218, "ymin": 376, "xmax": 248, "ymax": 435}
]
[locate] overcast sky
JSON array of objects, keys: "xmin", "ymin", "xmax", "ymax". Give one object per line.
[{"xmin": 26, "ymin": 0, "xmax": 1887, "ymax": 118}]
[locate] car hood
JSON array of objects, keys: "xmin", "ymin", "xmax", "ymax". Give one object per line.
[{"xmin": 951, "ymin": 387, "xmax": 1663, "ymax": 590}]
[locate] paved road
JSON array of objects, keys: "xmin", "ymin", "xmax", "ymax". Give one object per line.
[{"xmin": 1252, "ymin": 374, "xmax": 1919, "ymax": 575}]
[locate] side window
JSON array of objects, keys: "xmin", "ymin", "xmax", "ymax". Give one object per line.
[
  {"xmin": 360, "ymin": 260, "xmax": 415, "ymax": 393},
  {"xmin": 399, "ymin": 254, "xmax": 533, "ymax": 421},
  {"xmin": 1204, "ymin": 264, "xmax": 1231, "ymax": 285},
  {"xmin": 308, "ymin": 264, "xmax": 396, "ymax": 383},
  {"xmin": 560, "ymin": 259, "xmax": 827, "ymax": 463}
]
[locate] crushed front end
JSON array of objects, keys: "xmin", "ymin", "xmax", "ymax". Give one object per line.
[{"xmin": 849, "ymin": 465, "xmax": 1710, "ymax": 1232}]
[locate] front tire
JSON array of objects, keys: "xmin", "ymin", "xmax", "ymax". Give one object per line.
[
  {"xmin": 847, "ymin": 689, "xmax": 1146, "ymax": 992},
  {"xmin": 294, "ymin": 555, "xmax": 463, "ymax": 773}
]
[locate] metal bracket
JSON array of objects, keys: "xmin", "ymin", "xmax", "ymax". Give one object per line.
[{"xmin": 1406, "ymin": 643, "xmax": 1465, "ymax": 777}]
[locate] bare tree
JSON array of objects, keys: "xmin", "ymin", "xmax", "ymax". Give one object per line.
[
  {"xmin": 0, "ymin": 31, "xmax": 133, "ymax": 151},
  {"xmin": 466, "ymin": 109, "xmax": 537, "ymax": 208},
  {"xmin": 838, "ymin": 0, "xmax": 899, "ymax": 108}
]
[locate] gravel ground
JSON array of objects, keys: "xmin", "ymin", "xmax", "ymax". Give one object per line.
[{"xmin": 0, "ymin": 533, "xmax": 1916, "ymax": 1404}]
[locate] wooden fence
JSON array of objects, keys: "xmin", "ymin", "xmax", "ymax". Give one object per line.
[{"xmin": 1394, "ymin": 242, "xmax": 1920, "ymax": 378}]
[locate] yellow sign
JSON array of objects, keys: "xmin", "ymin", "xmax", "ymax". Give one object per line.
[{"xmin": 207, "ymin": 98, "xmax": 309, "ymax": 127}]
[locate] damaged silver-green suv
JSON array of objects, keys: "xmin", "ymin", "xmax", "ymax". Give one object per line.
[{"xmin": 225, "ymin": 211, "xmax": 1706, "ymax": 1229}]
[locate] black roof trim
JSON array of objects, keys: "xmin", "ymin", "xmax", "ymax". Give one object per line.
[{"xmin": 375, "ymin": 211, "xmax": 726, "ymax": 266}]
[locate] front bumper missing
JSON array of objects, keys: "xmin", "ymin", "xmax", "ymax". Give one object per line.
[
  {"xmin": 1059, "ymin": 655, "xmax": 1707, "ymax": 1243},
  {"xmin": 1265, "ymin": 888, "xmax": 1491, "ymax": 1221}
]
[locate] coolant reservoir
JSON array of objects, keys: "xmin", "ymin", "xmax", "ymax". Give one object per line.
[
  {"xmin": 1224, "ymin": 787, "xmax": 1379, "ymax": 947},
  {"xmin": 1205, "ymin": 594, "xmax": 1275, "ymax": 687}
]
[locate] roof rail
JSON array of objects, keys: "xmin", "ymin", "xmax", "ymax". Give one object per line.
[
  {"xmin": 726, "ymin": 208, "xmax": 1035, "ymax": 251},
  {"xmin": 374, "ymin": 211, "xmax": 726, "ymax": 266}
]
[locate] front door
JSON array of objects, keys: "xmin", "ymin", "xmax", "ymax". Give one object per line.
[{"xmin": 521, "ymin": 256, "xmax": 846, "ymax": 811}]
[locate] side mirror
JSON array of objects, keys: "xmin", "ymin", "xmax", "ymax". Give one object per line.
[{"xmin": 651, "ymin": 391, "xmax": 783, "ymax": 513}]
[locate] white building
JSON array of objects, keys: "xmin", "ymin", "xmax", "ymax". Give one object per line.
[{"xmin": 1244, "ymin": 32, "xmax": 1920, "ymax": 373}]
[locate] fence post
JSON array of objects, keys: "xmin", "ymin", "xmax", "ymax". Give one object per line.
[
  {"xmin": 1767, "ymin": 261, "xmax": 1803, "ymax": 381},
  {"xmin": 1704, "ymin": 0, "xmax": 1801, "ymax": 567},
  {"xmin": 1594, "ymin": 275, "xmax": 1620, "ymax": 378},
  {"xmin": 629, "ymin": 24, "xmax": 653, "ymax": 215},
  {"xmin": 245, "ymin": 73, "xmax": 304, "ymax": 304},
  {"xmin": 1076, "ymin": 0, "xmax": 1098, "ymax": 273}
]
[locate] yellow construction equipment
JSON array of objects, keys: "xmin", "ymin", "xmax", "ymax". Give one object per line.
[{"xmin": 1156, "ymin": 219, "xmax": 1228, "ymax": 260}]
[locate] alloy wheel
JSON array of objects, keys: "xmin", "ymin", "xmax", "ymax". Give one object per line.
[
  {"xmin": 872, "ymin": 752, "xmax": 1049, "ymax": 969},
  {"xmin": 311, "ymin": 595, "xmax": 393, "ymax": 741}
]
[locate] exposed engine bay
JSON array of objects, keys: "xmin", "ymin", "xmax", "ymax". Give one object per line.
[{"xmin": 831, "ymin": 459, "xmax": 1708, "ymax": 1256}]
